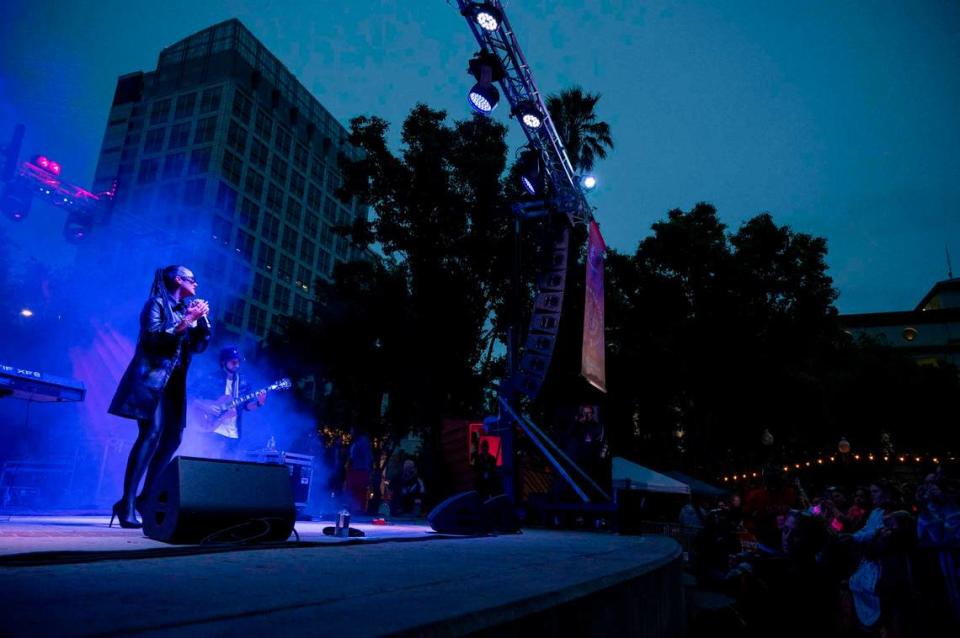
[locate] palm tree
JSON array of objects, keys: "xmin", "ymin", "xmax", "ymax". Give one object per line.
[{"xmin": 545, "ymin": 86, "xmax": 614, "ymax": 173}]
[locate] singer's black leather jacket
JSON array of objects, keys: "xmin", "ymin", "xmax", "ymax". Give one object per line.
[{"xmin": 108, "ymin": 295, "xmax": 211, "ymax": 420}]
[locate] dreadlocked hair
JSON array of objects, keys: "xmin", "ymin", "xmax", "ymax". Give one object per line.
[{"xmin": 149, "ymin": 265, "xmax": 187, "ymax": 321}]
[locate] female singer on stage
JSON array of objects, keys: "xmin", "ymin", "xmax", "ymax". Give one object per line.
[{"xmin": 108, "ymin": 265, "xmax": 211, "ymax": 528}]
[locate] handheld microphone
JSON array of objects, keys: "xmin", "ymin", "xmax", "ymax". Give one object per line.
[{"xmin": 199, "ymin": 314, "xmax": 211, "ymax": 330}]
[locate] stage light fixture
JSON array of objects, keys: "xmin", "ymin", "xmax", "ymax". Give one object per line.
[
  {"xmin": 20, "ymin": 308, "xmax": 33, "ymax": 318},
  {"xmin": 463, "ymin": 2, "xmax": 502, "ymax": 32},
  {"xmin": 1, "ymin": 180, "xmax": 32, "ymax": 221},
  {"xmin": 514, "ymin": 101, "xmax": 544, "ymax": 129},
  {"xmin": 63, "ymin": 209, "xmax": 93, "ymax": 243},
  {"xmin": 517, "ymin": 149, "xmax": 544, "ymax": 196},
  {"xmin": 469, "ymin": 83, "xmax": 500, "ymax": 115},
  {"xmin": 467, "ymin": 52, "xmax": 505, "ymax": 115},
  {"xmin": 581, "ymin": 175, "xmax": 597, "ymax": 190}
]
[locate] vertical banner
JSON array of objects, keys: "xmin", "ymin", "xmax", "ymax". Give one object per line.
[{"xmin": 581, "ymin": 220, "xmax": 607, "ymax": 392}]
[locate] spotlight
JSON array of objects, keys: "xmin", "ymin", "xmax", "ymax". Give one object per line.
[
  {"xmin": 1, "ymin": 180, "xmax": 32, "ymax": 221},
  {"xmin": 517, "ymin": 149, "xmax": 544, "ymax": 196},
  {"xmin": 469, "ymin": 83, "xmax": 500, "ymax": 115},
  {"xmin": 467, "ymin": 52, "xmax": 505, "ymax": 115},
  {"xmin": 581, "ymin": 175, "xmax": 597, "ymax": 190},
  {"xmin": 32, "ymin": 155, "xmax": 61, "ymax": 175},
  {"xmin": 465, "ymin": 3, "xmax": 503, "ymax": 32},
  {"xmin": 514, "ymin": 101, "xmax": 544, "ymax": 129},
  {"xmin": 20, "ymin": 308, "xmax": 33, "ymax": 318},
  {"xmin": 63, "ymin": 209, "xmax": 93, "ymax": 243}
]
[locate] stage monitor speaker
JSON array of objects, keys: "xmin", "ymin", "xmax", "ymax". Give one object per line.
[
  {"xmin": 427, "ymin": 491, "xmax": 522, "ymax": 535},
  {"xmin": 142, "ymin": 456, "xmax": 295, "ymax": 544},
  {"xmin": 427, "ymin": 490, "xmax": 487, "ymax": 535},
  {"xmin": 483, "ymin": 494, "xmax": 521, "ymax": 534}
]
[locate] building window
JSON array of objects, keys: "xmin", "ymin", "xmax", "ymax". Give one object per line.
[
  {"xmin": 300, "ymin": 238, "xmax": 315, "ymax": 265},
  {"xmin": 320, "ymin": 223, "xmax": 334, "ymax": 249},
  {"xmin": 249, "ymin": 139, "xmax": 268, "ymax": 170},
  {"xmin": 149, "ymin": 99, "xmax": 171, "ymax": 125},
  {"xmin": 224, "ymin": 297, "xmax": 245, "ymax": 327},
  {"xmin": 244, "ymin": 169, "xmax": 264, "ymax": 200},
  {"xmin": 247, "ymin": 304, "xmax": 267, "ymax": 337},
  {"xmin": 215, "ymin": 182, "xmax": 238, "ymax": 214},
  {"xmin": 227, "ymin": 120, "xmax": 247, "ymax": 155},
  {"xmin": 174, "ymin": 93, "xmax": 196, "ymax": 120},
  {"xmin": 137, "ymin": 158, "xmax": 160, "ymax": 184},
  {"xmin": 252, "ymin": 273, "xmax": 271, "ymax": 304},
  {"xmin": 212, "ymin": 215, "xmax": 231, "ymax": 246},
  {"xmin": 235, "ymin": 229, "xmax": 255, "ymax": 262},
  {"xmin": 261, "ymin": 214, "xmax": 280, "ymax": 244},
  {"xmin": 294, "ymin": 143, "xmax": 309, "ymax": 169},
  {"xmin": 183, "ymin": 178, "xmax": 205, "ymax": 206},
  {"xmin": 295, "ymin": 265, "xmax": 311, "ymax": 293},
  {"xmin": 221, "ymin": 150, "xmax": 243, "ymax": 186},
  {"xmin": 310, "ymin": 155, "xmax": 324, "ymax": 185},
  {"xmin": 188, "ymin": 146, "xmax": 212, "ymax": 175},
  {"xmin": 306, "ymin": 184, "xmax": 322, "ymax": 212},
  {"xmin": 293, "ymin": 294, "xmax": 310, "ymax": 319},
  {"xmin": 240, "ymin": 197, "xmax": 259, "ymax": 230},
  {"xmin": 168, "ymin": 122, "xmax": 191, "ymax": 149},
  {"xmin": 144, "ymin": 128, "xmax": 166, "ymax": 153},
  {"xmin": 285, "ymin": 199, "xmax": 302, "ymax": 227},
  {"xmin": 277, "ymin": 254, "xmax": 294, "ymax": 283},
  {"xmin": 231, "ymin": 263, "xmax": 251, "ymax": 294},
  {"xmin": 281, "ymin": 225, "xmax": 298, "ymax": 254},
  {"xmin": 266, "ymin": 184, "xmax": 284, "ymax": 214},
  {"xmin": 289, "ymin": 171, "xmax": 305, "ymax": 200},
  {"xmin": 327, "ymin": 168, "xmax": 343, "ymax": 191},
  {"xmin": 273, "ymin": 284, "xmax": 290, "ymax": 314},
  {"xmin": 127, "ymin": 118, "xmax": 143, "ymax": 133},
  {"xmin": 275, "ymin": 127, "xmax": 292, "ymax": 158},
  {"xmin": 317, "ymin": 249, "xmax": 332, "ymax": 277},
  {"xmin": 162, "ymin": 152, "xmax": 186, "ymax": 180},
  {"xmin": 123, "ymin": 131, "xmax": 142, "ymax": 148},
  {"xmin": 199, "ymin": 86, "xmax": 222, "ymax": 114},
  {"xmin": 270, "ymin": 155, "xmax": 288, "ymax": 186},
  {"xmin": 254, "ymin": 110, "xmax": 273, "ymax": 142},
  {"xmin": 304, "ymin": 213, "xmax": 319, "ymax": 238},
  {"xmin": 194, "ymin": 116, "xmax": 217, "ymax": 145},
  {"xmin": 257, "ymin": 242, "xmax": 276, "ymax": 272},
  {"xmin": 232, "ymin": 90, "xmax": 253, "ymax": 124},
  {"xmin": 323, "ymin": 197, "xmax": 337, "ymax": 222}
]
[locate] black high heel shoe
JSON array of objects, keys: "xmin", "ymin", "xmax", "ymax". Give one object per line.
[{"xmin": 110, "ymin": 500, "xmax": 142, "ymax": 529}]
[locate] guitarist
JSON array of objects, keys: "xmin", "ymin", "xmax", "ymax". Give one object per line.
[{"xmin": 197, "ymin": 346, "xmax": 266, "ymax": 459}]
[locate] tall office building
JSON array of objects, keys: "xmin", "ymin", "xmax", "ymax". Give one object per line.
[{"xmin": 90, "ymin": 19, "xmax": 365, "ymax": 343}]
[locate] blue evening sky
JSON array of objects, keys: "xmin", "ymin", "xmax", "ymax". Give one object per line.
[{"xmin": 1, "ymin": 1, "xmax": 958, "ymax": 313}]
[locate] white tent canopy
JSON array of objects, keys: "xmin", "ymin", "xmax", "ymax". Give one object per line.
[{"xmin": 611, "ymin": 457, "xmax": 691, "ymax": 495}]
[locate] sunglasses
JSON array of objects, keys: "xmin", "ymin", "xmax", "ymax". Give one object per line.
[{"xmin": 179, "ymin": 276, "xmax": 197, "ymax": 284}]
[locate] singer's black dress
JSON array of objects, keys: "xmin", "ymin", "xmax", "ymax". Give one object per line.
[{"xmin": 109, "ymin": 295, "xmax": 210, "ymax": 423}]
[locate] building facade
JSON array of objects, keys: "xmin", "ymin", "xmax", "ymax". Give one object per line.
[
  {"xmin": 90, "ymin": 19, "xmax": 365, "ymax": 344},
  {"xmin": 841, "ymin": 278, "xmax": 960, "ymax": 367}
]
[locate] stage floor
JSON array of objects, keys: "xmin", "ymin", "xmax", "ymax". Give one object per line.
[{"xmin": 0, "ymin": 514, "xmax": 682, "ymax": 637}]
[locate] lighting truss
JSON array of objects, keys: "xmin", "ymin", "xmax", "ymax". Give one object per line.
[{"xmin": 456, "ymin": 0, "xmax": 592, "ymax": 226}]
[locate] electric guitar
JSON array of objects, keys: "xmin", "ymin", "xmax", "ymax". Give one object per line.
[{"xmin": 193, "ymin": 378, "xmax": 292, "ymax": 430}]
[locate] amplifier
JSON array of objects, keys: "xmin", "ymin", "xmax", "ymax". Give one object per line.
[{"xmin": 245, "ymin": 449, "xmax": 313, "ymax": 507}]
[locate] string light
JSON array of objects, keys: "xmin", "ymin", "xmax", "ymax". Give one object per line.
[{"xmin": 719, "ymin": 449, "xmax": 953, "ymax": 481}]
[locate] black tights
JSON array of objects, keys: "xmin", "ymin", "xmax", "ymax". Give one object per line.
[{"xmin": 119, "ymin": 370, "xmax": 186, "ymax": 509}]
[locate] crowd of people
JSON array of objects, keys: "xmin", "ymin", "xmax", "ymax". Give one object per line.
[{"xmin": 685, "ymin": 468, "xmax": 959, "ymax": 636}]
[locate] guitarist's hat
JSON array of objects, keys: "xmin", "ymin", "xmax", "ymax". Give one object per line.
[{"xmin": 219, "ymin": 345, "xmax": 244, "ymax": 366}]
